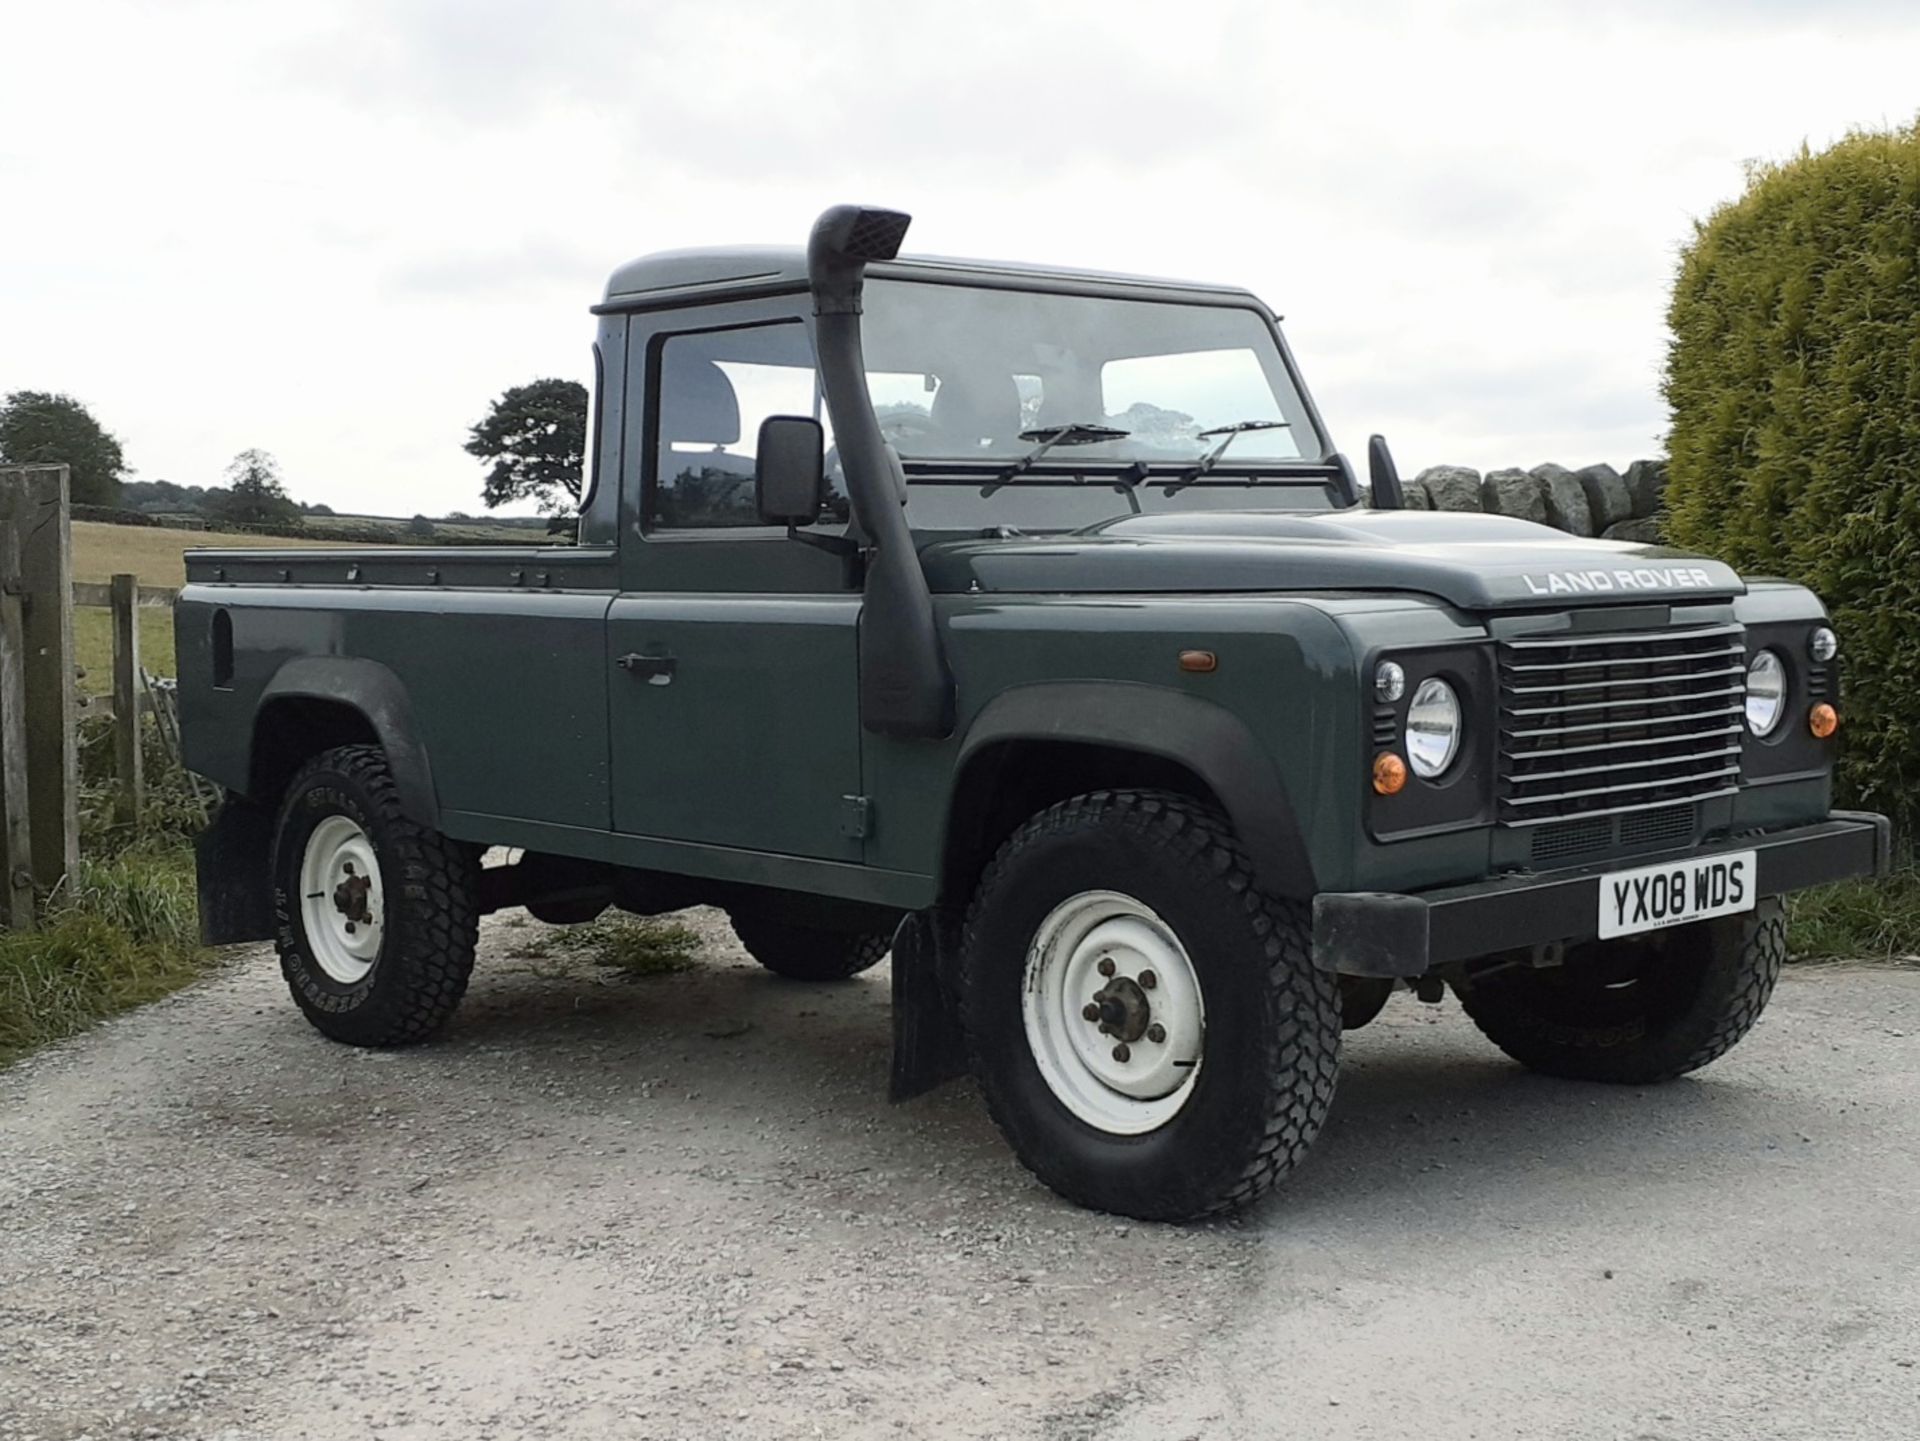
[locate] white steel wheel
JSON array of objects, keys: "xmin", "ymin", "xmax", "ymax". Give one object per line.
[
  {"xmin": 1021, "ymin": 889, "xmax": 1206, "ymax": 1135},
  {"xmin": 298, "ymin": 815, "xmax": 385, "ymax": 985}
]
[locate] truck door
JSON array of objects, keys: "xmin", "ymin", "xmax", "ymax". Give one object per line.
[{"xmin": 607, "ymin": 308, "xmax": 865, "ymax": 863}]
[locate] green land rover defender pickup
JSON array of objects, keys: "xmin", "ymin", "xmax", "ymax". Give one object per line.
[{"xmin": 178, "ymin": 205, "xmax": 1888, "ymax": 1221}]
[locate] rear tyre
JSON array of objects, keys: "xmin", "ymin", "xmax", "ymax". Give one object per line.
[
  {"xmin": 728, "ymin": 912, "xmax": 890, "ymax": 982},
  {"xmin": 1451, "ymin": 899, "xmax": 1785, "ymax": 1084},
  {"xmin": 271, "ymin": 745, "xmax": 480, "ymax": 1047},
  {"xmin": 962, "ymin": 790, "xmax": 1342, "ymax": 1222}
]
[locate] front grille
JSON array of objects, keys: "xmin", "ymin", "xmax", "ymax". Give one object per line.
[
  {"xmin": 1498, "ymin": 624, "xmax": 1745, "ymax": 827},
  {"xmin": 1619, "ymin": 802, "xmax": 1697, "ymax": 850},
  {"xmin": 1531, "ymin": 816, "xmax": 1612, "ymax": 865},
  {"xmin": 1529, "ymin": 803, "xmax": 1700, "ymax": 866}
]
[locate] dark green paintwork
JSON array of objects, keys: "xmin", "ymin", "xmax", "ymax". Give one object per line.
[{"xmin": 176, "ymin": 263, "xmax": 1848, "ymax": 929}]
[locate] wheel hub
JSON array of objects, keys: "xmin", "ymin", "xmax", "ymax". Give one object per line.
[
  {"xmin": 331, "ymin": 866, "xmax": 374, "ymax": 926},
  {"xmin": 1021, "ymin": 890, "xmax": 1207, "ymax": 1136},
  {"xmin": 299, "ymin": 816, "xmax": 384, "ymax": 985},
  {"xmin": 1090, "ymin": 975, "xmax": 1151, "ymax": 1043}
]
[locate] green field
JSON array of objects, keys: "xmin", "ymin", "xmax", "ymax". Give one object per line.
[
  {"xmin": 69, "ymin": 519, "xmax": 369, "ymax": 588},
  {"xmin": 70, "ymin": 520, "xmax": 391, "ymax": 692}
]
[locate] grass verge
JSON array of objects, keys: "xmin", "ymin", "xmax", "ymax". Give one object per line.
[
  {"xmin": 0, "ymin": 716, "xmax": 218, "ymax": 1070},
  {"xmin": 0, "ymin": 846, "xmax": 214, "ymax": 1067},
  {"xmin": 1787, "ymin": 866, "xmax": 1920, "ymax": 964}
]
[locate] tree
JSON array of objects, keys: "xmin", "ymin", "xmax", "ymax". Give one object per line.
[
  {"xmin": 206, "ymin": 449, "xmax": 302, "ymax": 528},
  {"xmin": 1664, "ymin": 120, "xmax": 1920, "ymax": 831},
  {"xmin": 466, "ymin": 378, "xmax": 588, "ymax": 516},
  {"xmin": 0, "ymin": 391, "xmax": 127, "ymax": 504},
  {"xmin": 406, "ymin": 513, "xmax": 436, "ymax": 539}
]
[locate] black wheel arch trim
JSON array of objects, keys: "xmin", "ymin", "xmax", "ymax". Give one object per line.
[
  {"xmin": 254, "ymin": 657, "xmax": 441, "ymax": 828},
  {"xmin": 946, "ymin": 681, "xmax": 1317, "ymax": 900}
]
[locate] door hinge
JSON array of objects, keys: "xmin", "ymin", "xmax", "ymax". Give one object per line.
[{"xmin": 838, "ymin": 795, "xmax": 872, "ymax": 840}]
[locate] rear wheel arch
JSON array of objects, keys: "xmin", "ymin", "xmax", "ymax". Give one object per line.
[
  {"xmin": 938, "ymin": 683, "xmax": 1316, "ymax": 908},
  {"xmin": 247, "ymin": 657, "xmax": 440, "ymax": 827}
]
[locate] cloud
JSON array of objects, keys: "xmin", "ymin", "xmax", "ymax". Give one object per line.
[
  {"xmin": 383, "ymin": 239, "xmax": 604, "ymax": 299},
  {"xmin": 1, "ymin": 0, "xmax": 1916, "ymax": 515}
]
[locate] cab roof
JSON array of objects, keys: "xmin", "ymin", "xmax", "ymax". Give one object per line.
[{"xmin": 597, "ymin": 245, "xmax": 1266, "ymax": 313}]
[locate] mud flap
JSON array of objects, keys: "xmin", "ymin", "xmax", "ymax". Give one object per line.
[
  {"xmin": 889, "ymin": 909, "xmax": 969, "ymax": 1101},
  {"xmin": 195, "ymin": 796, "xmax": 277, "ymax": 945}
]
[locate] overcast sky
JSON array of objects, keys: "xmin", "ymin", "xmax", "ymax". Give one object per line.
[{"xmin": 2, "ymin": 0, "xmax": 1916, "ymax": 517}]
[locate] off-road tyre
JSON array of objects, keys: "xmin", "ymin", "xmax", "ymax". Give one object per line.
[
  {"xmin": 271, "ymin": 745, "xmax": 480, "ymax": 1047},
  {"xmin": 962, "ymin": 789, "xmax": 1342, "ymax": 1222},
  {"xmin": 729, "ymin": 913, "xmax": 890, "ymax": 982},
  {"xmin": 1451, "ymin": 898, "xmax": 1786, "ymax": 1084}
]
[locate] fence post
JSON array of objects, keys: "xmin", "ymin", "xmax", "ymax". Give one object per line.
[
  {"xmin": 111, "ymin": 572, "xmax": 144, "ymax": 828},
  {"xmin": 0, "ymin": 522, "xmax": 35, "ymax": 929},
  {"xmin": 0, "ymin": 465, "xmax": 77, "ymax": 901}
]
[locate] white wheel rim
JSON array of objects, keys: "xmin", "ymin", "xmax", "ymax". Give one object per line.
[
  {"xmin": 1021, "ymin": 890, "xmax": 1205, "ymax": 1135},
  {"xmin": 298, "ymin": 816, "xmax": 384, "ymax": 985}
]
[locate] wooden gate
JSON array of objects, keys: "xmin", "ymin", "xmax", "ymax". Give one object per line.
[{"xmin": 0, "ymin": 464, "xmax": 80, "ymax": 931}]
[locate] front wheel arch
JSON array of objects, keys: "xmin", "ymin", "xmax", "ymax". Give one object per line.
[{"xmin": 939, "ymin": 683, "xmax": 1319, "ymax": 910}]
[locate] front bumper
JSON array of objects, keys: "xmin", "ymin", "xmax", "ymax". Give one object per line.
[{"xmin": 1312, "ymin": 810, "xmax": 1891, "ymax": 978}]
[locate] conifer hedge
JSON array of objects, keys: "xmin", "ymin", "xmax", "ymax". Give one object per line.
[{"xmin": 1664, "ymin": 121, "xmax": 1920, "ymax": 832}]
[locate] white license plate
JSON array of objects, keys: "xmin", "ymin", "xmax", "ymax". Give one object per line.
[{"xmin": 1596, "ymin": 850, "xmax": 1757, "ymax": 939}]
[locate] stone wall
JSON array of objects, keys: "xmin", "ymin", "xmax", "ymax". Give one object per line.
[{"xmin": 1399, "ymin": 460, "xmax": 1667, "ymax": 543}]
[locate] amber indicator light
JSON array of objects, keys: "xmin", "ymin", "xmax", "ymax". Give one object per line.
[
  {"xmin": 1178, "ymin": 649, "xmax": 1218, "ymax": 674},
  {"xmin": 1809, "ymin": 703, "xmax": 1839, "ymax": 739},
  {"xmin": 1372, "ymin": 753, "xmax": 1408, "ymax": 796}
]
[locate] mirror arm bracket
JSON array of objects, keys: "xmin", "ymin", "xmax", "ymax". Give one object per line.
[{"xmin": 787, "ymin": 523, "xmax": 861, "ymax": 559}]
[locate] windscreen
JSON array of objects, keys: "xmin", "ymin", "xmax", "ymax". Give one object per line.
[
  {"xmin": 856, "ymin": 279, "xmax": 1330, "ymax": 529},
  {"xmin": 856, "ymin": 276, "xmax": 1336, "ymax": 529}
]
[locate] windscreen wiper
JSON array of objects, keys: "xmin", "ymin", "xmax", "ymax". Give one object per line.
[
  {"xmin": 983, "ymin": 423, "xmax": 1131, "ymax": 494},
  {"xmin": 1163, "ymin": 419, "xmax": 1293, "ymax": 493}
]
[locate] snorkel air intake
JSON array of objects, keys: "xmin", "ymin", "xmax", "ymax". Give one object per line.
[{"xmin": 808, "ymin": 204, "xmax": 954, "ymax": 739}]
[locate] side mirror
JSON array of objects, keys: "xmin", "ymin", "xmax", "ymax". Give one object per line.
[{"xmin": 756, "ymin": 415, "xmax": 826, "ymax": 526}]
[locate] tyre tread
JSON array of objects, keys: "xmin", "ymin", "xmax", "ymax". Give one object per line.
[
  {"xmin": 728, "ymin": 913, "xmax": 890, "ymax": 982},
  {"xmin": 274, "ymin": 744, "xmax": 479, "ymax": 1047},
  {"xmin": 1455, "ymin": 901, "xmax": 1786, "ymax": 1084},
  {"xmin": 961, "ymin": 789, "xmax": 1341, "ymax": 1221}
]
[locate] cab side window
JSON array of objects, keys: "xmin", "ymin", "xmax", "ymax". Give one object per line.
[{"xmin": 649, "ymin": 320, "xmax": 850, "ymax": 531}]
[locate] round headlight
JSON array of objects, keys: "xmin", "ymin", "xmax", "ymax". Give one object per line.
[
  {"xmin": 1746, "ymin": 650, "xmax": 1787, "ymax": 736},
  {"xmin": 1810, "ymin": 627, "xmax": 1838, "ymax": 662},
  {"xmin": 1405, "ymin": 677, "xmax": 1462, "ymax": 778}
]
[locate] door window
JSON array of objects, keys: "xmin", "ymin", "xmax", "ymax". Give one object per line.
[{"xmin": 649, "ymin": 321, "xmax": 849, "ymax": 531}]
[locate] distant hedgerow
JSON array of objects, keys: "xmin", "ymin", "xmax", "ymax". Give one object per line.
[{"xmin": 1664, "ymin": 120, "xmax": 1920, "ymax": 832}]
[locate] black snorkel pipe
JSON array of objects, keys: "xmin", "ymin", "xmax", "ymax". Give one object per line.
[{"xmin": 808, "ymin": 204, "xmax": 954, "ymax": 739}]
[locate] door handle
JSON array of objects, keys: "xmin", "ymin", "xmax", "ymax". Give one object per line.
[{"xmin": 617, "ymin": 652, "xmax": 676, "ymax": 685}]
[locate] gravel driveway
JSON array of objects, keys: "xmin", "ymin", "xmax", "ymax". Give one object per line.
[{"xmin": 3, "ymin": 913, "xmax": 1916, "ymax": 1441}]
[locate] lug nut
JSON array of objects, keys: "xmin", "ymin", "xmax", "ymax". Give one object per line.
[
  {"xmin": 1112, "ymin": 1043, "xmax": 1131, "ymax": 1063},
  {"xmin": 1082, "ymin": 1003, "xmax": 1100, "ymax": 1022},
  {"xmin": 1097, "ymin": 957, "xmax": 1116, "ymax": 977},
  {"xmin": 343, "ymin": 862, "xmax": 355, "ymax": 876},
  {"xmin": 1147, "ymin": 1023, "xmax": 1166, "ymax": 1044},
  {"xmin": 344, "ymin": 922, "xmax": 356, "ymax": 935},
  {"xmin": 1139, "ymin": 970, "xmax": 1157, "ymax": 990}
]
